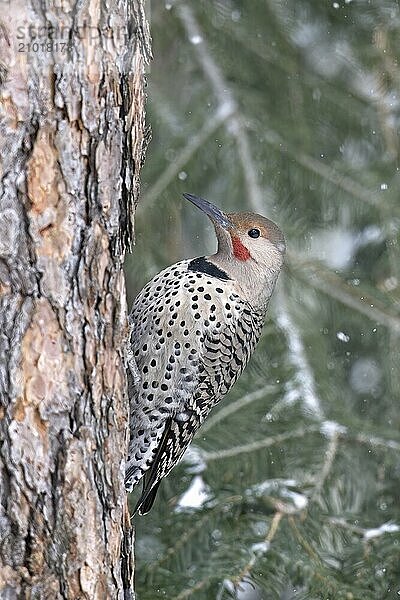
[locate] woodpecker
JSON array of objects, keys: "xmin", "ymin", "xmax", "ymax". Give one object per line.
[{"xmin": 126, "ymin": 194, "xmax": 285, "ymax": 514}]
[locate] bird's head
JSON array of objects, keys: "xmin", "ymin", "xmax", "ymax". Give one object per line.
[{"xmin": 183, "ymin": 193, "xmax": 285, "ymax": 275}]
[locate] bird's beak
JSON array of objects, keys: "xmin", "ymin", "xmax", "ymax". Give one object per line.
[{"xmin": 183, "ymin": 193, "xmax": 232, "ymax": 229}]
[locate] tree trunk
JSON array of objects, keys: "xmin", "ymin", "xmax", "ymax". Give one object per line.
[{"xmin": 0, "ymin": 1, "xmax": 150, "ymax": 598}]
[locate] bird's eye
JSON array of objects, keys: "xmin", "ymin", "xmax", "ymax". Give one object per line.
[{"xmin": 248, "ymin": 228, "xmax": 260, "ymax": 239}]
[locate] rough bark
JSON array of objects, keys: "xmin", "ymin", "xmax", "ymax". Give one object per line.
[{"xmin": 0, "ymin": 1, "xmax": 150, "ymax": 598}]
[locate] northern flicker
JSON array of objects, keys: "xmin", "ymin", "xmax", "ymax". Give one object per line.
[{"xmin": 126, "ymin": 194, "xmax": 285, "ymax": 514}]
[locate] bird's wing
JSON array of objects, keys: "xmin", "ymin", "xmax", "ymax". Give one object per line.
[{"xmin": 195, "ymin": 303, "xmax": 264, "ymax": 416}]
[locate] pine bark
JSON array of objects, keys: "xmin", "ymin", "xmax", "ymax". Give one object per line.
[{"xmin": 0, "ymin": 1, "xmax": 150, "ymax": 598}]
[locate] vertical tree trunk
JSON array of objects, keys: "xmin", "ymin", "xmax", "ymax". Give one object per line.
[{"xmin": 0, "ymin": 1, "xmax": 150, "ymax": 598}]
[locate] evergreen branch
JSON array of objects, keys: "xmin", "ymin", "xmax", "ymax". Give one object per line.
[
  {"xmin": 140, "ymin": 102, "xmax": 235, "ymax": 208},
  {"xmin": 328, "ymin": 516, "xmax": 400, "ymax": 541},
  {"xmin": 222, "ymin": 19, "xmax": 370, "ymax": 114},
  {"xmin": 327, "ymin": 516, "xmax": 369, "ymax": 536},
  {"xmin": 172, "ymin": 576, "xmax": 213, "ymax": 600},
  {"xmin": 254, "ymin": 125, "xmax": 394, "ymax": 213},
  {"xmin": 268, "ymin": 510, "xmax": 284, "ymax": 540},
  {"xmin": 344, "ymin": 432, "xmax": 400, "ymax": 452},
  {"xmin": 310, "ymin": 431, "xmax": 340, "ymax": 502},
  {"xmin": 262, "ymin": 393, "xmax": 298, "ymax": 422},
  {"xmin": 289, "ymin": 255, "xmax": 400, "ymax": 333},
  {"xmin": 146, "ymin": 495, "xmax": 246, "ymax": 574},
  {"xmin": 203, "ymin": 423, "xmax": 400, "ymax": 463},
  {"xmin": 229, "ymin": 512, "xmax": 284, "ymax": 592},
  {"xmin": 200, "ymin": 384, "xmax": 275, "ymax": 434},
  {"xmin": 203, "ymin": 425, "xmax": 321, "ymax": 461},
  {"xmin": 145, "ymin": 513, "xmax": 211, "ymax": 573},
  {"xmin": 276, "ymin": 290, "xmax": 324, "ymax": 419},
  {"xmin": 176, "ymin": 3, "xmax": 271, "ymax": 212},
  {"xmin": 288, "ymin": 515, "xmax": 321, "ymax": 563}
]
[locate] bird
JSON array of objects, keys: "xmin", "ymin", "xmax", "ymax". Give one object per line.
[{"xmin": 126, "ymin": 193, "xmax": 285, "ymax": 515}]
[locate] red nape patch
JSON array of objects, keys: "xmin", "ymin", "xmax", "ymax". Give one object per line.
[{"xmin": 231, "ymin": 236, "xmax": 251, "ymax": 261}]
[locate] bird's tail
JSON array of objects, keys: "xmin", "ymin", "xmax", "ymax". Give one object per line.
[
  {"xmin": 133, "ymin": 479, "xmax": 161, "ymax": 516},
  {"xmin": 131, "ymin": 412, "xmax": 201, "ymax": 516}
]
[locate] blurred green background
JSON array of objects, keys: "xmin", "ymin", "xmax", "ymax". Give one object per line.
[{"xmin": 126, "ymin": 1, "xmax": 400, "ymax": 598}]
